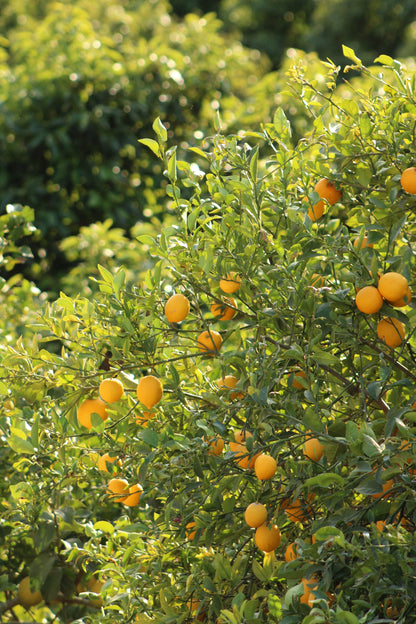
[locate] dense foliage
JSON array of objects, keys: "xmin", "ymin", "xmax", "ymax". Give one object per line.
[
  {"xmin": 1, "ymin": 50, "xmax": 416, "ymax": 624},
  {"xmin": 0, "ymin": 0, "xmax": 274, "ymax": 287}
]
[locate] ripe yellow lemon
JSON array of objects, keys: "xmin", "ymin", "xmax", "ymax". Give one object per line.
[
  {"xmin": 355, "ymin": 286, "xmax": 383, "ymax": 314},
  {"xmin": 18, "ymin": 576, "xmax": 43, "ymax": 609},
  {"xmin": 254, "ymin": 523, "xmax": 281, "ymax": 552},
  {"xmin": 377, "ymin": 317, "xmax": 405, "ymax": 348},
  {"xmin": 219, "ymin": 273, "xmax": 241, "ymax": 294},
  {"xmin": 136, "ymin": 375, "xmax": 163, "ymax": 409},
  {"xmin": 244, "ymin": 502, "xmax": 268, "ymax": 528},
  {"xmin": 107, "ymin": 478, "xmax": 129, "ymax": 502},
  {"xmin": 303, "ymin": 437, "xmax": 324, "ymax": 461},
  {"xmin": 254, "ymin": 454, "xmax": 277, "ymax": 480},
  {"xmin": 97, "ymin": 452, "xmax": 122, "ymax": 473},
  {"xmin": 165, "ymin": 293, "xmax": 190, "ymax": 323},
  {"xmin": 400, "ymin": 166, "xmax": 416, "ymax": 194},
  {"xmin": 378, "ymin": 272, "xmax": 408, "ymax": 303},
  {"xmin": 99, "ymin": 378, "xmax": 124, "ymax": 403},
  {"xmin": 197, "ymin": 330, "xmax": 222, "ymax": 355},
  {"xmin": 77, "ymin": 398, "xmax": 108, "ymax": 429},
  {"xmin": 123, "ymin": 483, "xmax": 143, "ymax": 507},
  {"xmin": 211, "ymin": 297, "xmax": 237, "ymax": 321}
]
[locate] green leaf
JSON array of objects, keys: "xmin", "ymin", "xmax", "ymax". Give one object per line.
[
  {"xmin": 313, "ymin": 526, "xmax": 345, "ymax": 546},
  {"xmin": 97, "ymin": 264, "xmax": 114, "ymax": 284},
  {"xmin": 188, "ymin": 147, "xmax": 209, "ymax": 160},
  {"xmin": 113, "ymin": 268, "xmax": 125, "ymax": 300},
  {"xmin": 359, "ymin": 114, "xmax": 372, "ymax": 138},
  {"xmin": 33, "ymin": 522, "xmax": 56, "ymax": 552},
  {"xmin": 136, "ymin": 234, "xmax": 155, "ymax": 246},
  {"xmin": 42, "ymin": 567, "xmax": 63, "ymax": 603},
  {"xmin": 355, "ymin": 477, "xmax": 382, "ymax": 496},
  {"xmin": 252, "ymin": 559, "xmax": 270, "ymax": 582},
  {"xmin": 335, "ymin": 611, "xmax": 360, "ymax": 624},
  {"xmin": 138, "ymin": 138, "xmax": 161, "ymax": 157},
  {"xmin": 249, "ymin": 145, "xmax": 259, "ymax": 182},
  {"xmin": 152, "ymin": 117, "xmax": 167, "ymax": 143},
  {"xmin": 138, "ymin": 429, "xmax": 159, "ymax": 448},
  {"xmin": 214, "ymin": 554, "xmax": 232, "ymax": 580},
  {"xmin": 273, "ymin": 107, "xmax": 292, "ymax": 143},
  {"xmin": 29, "ymin": 553, "xmax": 56, "ymax": 586},
  {"xmin": 389, "ymin": 214, "xmax": 407, "ymax": 244},
  {"xmin": 304, "ymin": 472, "xmax": 345, "ymax": 488},
  {"xmin": 167, "ymin": 149, "xmax": 177, "ymax": 183},
  {"xmin": 374, "ymin": 54, "xmax": 394, "ymax": 66},
  {"xmin": 94, "ymin": 521, "xmax": 115, "ymax": 534},
  {"xmin": 8, "ymin": 431, "xmax": 35, "ymax": 455},
  {"xmin": 342, "ymin": 45, "xmax": 362, "ymax": 65}
]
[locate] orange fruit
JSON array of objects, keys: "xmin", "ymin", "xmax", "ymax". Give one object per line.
[
  {"xmin": 233, "ymin": 429, "xmax": 253, "ymax": 444},
  {"xmin": 309, "ymin": 178, "xmax": 341, "ymax": 221},
  {"xmin": 187, "ymin": 599, "xmax": 205, "ymax": 621},
  {"xmin": 301, "ymin": 575, "xmax": 319, "ymax": 606},
  {"xmin": 378, "ymin": 272, "xmax": 408, "ymax": 303},
  {"xmin": 400, "ymin": 166, "xmax": 416, "ymax": 194},
  {"xmin": 136, "ymin": 375, "xmax": 163, "ymax": 409},
  {"xmin": 18, "ymin": 576, "xmax": 43, "ymax": 609},
  {"xmin": 197, "ymin": 329, "xmax": 222, "ymax": 355},
  {"xmin": 186, "ymin": 521, "xmax": 197, "ymax": 540},
  {"xmin": 303, "ymin": 437, "xmax": 324, "ymax": 461},
  {"xmin": 97, "ymin": 452, "xmax": 122, "ymax": 473},
  {"xmin": 376, "ymin": 520, "xmax": 387, "ymax": 532},
  {"xmin": 281, "ymin": 498, "xmax": 309, "ymax": 523},
  {"xmin": 211, "ymin": 297, "xmax": 237, "ymax": 321},
  {"xmin": 254, "ymin": 454, "xmax": 277, "ymax": 480},
  {"xmin": 77, "ymin": 398, "xmax": 108, "ymax": 429},
  {"xmin": 165, "ymin": 293, "xmax": 190, "ymax": 323},
  {"xmin": 123, "ymin": 483, "xmax": 143, "ymax": 507},
  {"xmin": 254, "ymin": 523, "xmax": 281, "ymax": 552},
  {"xmin": 219, "ymin": 273, "xmax": 241, "ymax": 294},
  {"xmin": 284, "ymin": 542, "xmax": 299, "ymax": 562},
  {"xmin": 355, "ymin": 286, "xmax": 383, "ymax": 314},
  {"xmin": 391, "ymin": 285, "xmax": 412, "ymax": 308},
  {"xmin": 290, "ymin": 369, "xmax": 307, "ymax": 390},
  {"xmin": 229, "ymin": 441, "xmax": 259, "ymax": 469},
  {"xmin": 207, "ymin": 435, "xmax": 224, "ymax": 456},
  {"xmin": 218, "ymin": 375, "xmax": 244, "ymax": 400},
  {"xmin": 353, "ymin": 235, "xmax": 373, "ymax": 249},
  {"xmin": 99, "ymin": 378, "xmax": 124, "ymax": 403},
  {"xmin": 135, "ymin": 410, "xmax": 155, "ymax": 427},
  {"xmin": 377, "ymin": 317, "xmax": 405, "ymax": 348},
  {"xmin": 311, "ymin": 273, "xmax": 324, "ymax": 287},
  {"xmin": 107, "ymin": 478, "xmax": 129, "ymax": 502},
  {"xmin": 371, "ymin": 478, "xmax": 394, "ymax": 500},
  {"xmin": 244, "ymin": 502, "xmax": 268, "ymax": 528}
]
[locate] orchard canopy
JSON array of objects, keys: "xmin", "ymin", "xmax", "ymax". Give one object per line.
[{"xmin": 2, "ymin": 49, "xmax": 416, "ymax": 624}]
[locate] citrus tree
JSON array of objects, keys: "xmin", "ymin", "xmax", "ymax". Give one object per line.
[{"xmin": 2, "ymin": 49, "xmax": 416, "ymax": 624}]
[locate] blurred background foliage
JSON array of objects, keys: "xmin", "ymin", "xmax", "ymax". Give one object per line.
[{"xmin": 0, "ymin": 0, "xmax": 416, "ymax": 294}]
